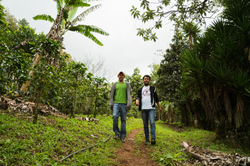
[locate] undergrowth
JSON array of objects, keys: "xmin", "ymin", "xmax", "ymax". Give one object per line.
[
  {"xmin": 135, "ymin": 121, "xmax": 250, "ymax": 166},
  {"xmin": 1, "ymin": 110, "xmax": 249, "ymax": 166},
  {"xmin": 0, "ymin": 111, "xmax": 141, "ymax": 166}
]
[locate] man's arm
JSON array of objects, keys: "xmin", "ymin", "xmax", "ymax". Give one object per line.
[
  {"xmin": 135, "ymin": 88, "xmax": 141, "ymax": 106},
  {"xmin": 154, "ymin": 87, "xmax": 162, "ymax": 112},
  {"xmin": 156, "ymin": 102, "xmax": 162, "ymax": 113}
]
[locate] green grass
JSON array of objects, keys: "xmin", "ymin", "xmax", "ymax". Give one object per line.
[
  {"xmin": 0, "ymin": 113, "xmax": 141, "ymax": 166},
  {"xmin": 137, "ymin": 121, "xmax": 250, "ymax": 166},
  {"xmin": 1, "ymin": 112, "xmax": 249, "ymax": 166}
]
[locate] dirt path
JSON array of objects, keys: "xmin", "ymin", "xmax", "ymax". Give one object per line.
[{"xmin": 111, "ymin": 128, "xmax": 159, "ymax": 166}]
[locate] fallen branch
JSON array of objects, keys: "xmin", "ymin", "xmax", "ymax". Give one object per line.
[
  {"xmin": 60, "ymin": 131, "xmax": 111, "ymax": 162},
  {"xmin": 181, "ymin": 141, "xmax": 250, "ymax": 165}
]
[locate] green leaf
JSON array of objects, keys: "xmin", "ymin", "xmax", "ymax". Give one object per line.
[
  {"xmin": 33, "ymin": 15, "xmax": 54, "ymax": 23},
  {"xmin": 67, "ymin": 7, "xmax": 78, "ymax": 21},
  {"xmin": 71, "ymin": 4, "xmax": 102, "ymax": 25}
]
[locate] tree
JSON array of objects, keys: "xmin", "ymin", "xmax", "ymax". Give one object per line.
[
  {"xmin": 181, "ymin": 0, "xmax": 250, "ymax": 145},
  {"xmin": 33, "ymin": 0, "xmax": 109, "ymax": 46},
  {"xmin": 126, "ymin": 67, "xmax": 143, "ymax": 101},
  {"xmin": 67, "ymin": 61, "xmax": 88, "ymax": 118},
  {"xmin": 148, "ymin": 62, "xmax": 160, "ymax": 86},
  {"xmin": 4, "ymin": 8, "xmax": 18, "ymax": 30},
  {"xmin": 157, "ymin": 29, "xmax": 188, "ymax": 103},
  {"xmin": 130, "ymin": 0, "xmax": 222, "ymax": 41},
  {"xmin": 182, "ymin": 22, "xmax": 201, "ymax": 48},
  {"xmin": 18, "ymin": 18, "xmax": 29, "ymax": 27},
  {"xmin": 20, "ymin": 0, "xmax": 109, "ymax": 92},
  {"xmin": 0, "ymin": 1, "xmax": 8, "ymax": 29}
]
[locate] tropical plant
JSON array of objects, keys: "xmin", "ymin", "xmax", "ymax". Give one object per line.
[
  {"xmin": 90, "ymin": 77, "xmax": 109, "ymax": 118},
  {"xmin": 66, "ymin": 61, "xmax": 87, "ymax": 117},
  {"xmin": 20, "ymin": 0, "xmax": 109, "ymax": 92},
  {"xmin": 180, "ymin": 0, "xmax": 250, "ymax": 146},
  {"xmin": 29, "ymin": 38, "xmax": 62, "ymax": 124},
  {"xmin": 33, "ymin": 0, "xmax": 109, "ymax": 46},
  {"xmin": 182, "ymin": 22, "xmax": 201, "ymax": 48}
]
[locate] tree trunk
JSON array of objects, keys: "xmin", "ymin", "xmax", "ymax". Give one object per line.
[
  {"xmin": 20, "ymin": 8, "xmax": 64, "ymax": 92},
  {"xmin": 72, "ymin": 86, "xmax": 76, "ymax": 118}
]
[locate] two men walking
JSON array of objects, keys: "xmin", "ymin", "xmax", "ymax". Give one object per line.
[{"xmin": 109, "ymin": 72, "xmax": 161, "ymax": 145}]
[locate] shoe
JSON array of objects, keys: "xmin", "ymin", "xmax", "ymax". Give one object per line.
[
  {"xmin": 114, "ymin": 134, "xmax": 119, "ymax": 139},
  {"xmin": 121, "ymin": 138, "xmax": 125, "ymax": 143},
  {"xmin": 145, "ymin": 140, "xmax": 150, "ymax": 145},
  {"xmin": 151, "ymin": 138, "xmax": 156, "ymax": 145}
]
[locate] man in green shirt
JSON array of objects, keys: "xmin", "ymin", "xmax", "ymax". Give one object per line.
[{"xmin": 109, "ymin": 71, "xmax": 132, "ymax": 143}]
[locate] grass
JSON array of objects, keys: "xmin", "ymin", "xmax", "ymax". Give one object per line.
[
  {"xmin": 137, "ymin": 121, "xmax": 250, "ymax": 166},
  {"xmin": 1, "ymin": 111, "xmax": 250, "ymax": 166},
  {"xmin": 0, "ymin": 112, "xmax": 141, "ymax": 166}
]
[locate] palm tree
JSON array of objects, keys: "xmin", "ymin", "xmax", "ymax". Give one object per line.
[
  {"xmin": 20, "ymin": 0, "xmax": 109, "ymax": 91},
  {"xmin": 182, "ymin": 22, "xmax": 201, "ymax": 49},
  {"xmin": 181, "ymin": 0, "xmax": 250, "ymax": 144}
]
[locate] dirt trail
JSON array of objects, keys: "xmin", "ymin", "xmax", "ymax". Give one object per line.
[{"xmin": 111, "ymin": 128, "xmax": 159, "ymax": 166}]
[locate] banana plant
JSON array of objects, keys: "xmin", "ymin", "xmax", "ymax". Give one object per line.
[
  {"xmin": 33, "ymin": 0, "xmax": 109, "ymax": 46},
  {"xmin": 21, "ymin": 0, "xmax": 109, "ymax": 92}
]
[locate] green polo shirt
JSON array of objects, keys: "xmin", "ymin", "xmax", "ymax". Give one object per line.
[{"xmin": 114, "ymin": 82, "xmax": 127, "ymax": 104}]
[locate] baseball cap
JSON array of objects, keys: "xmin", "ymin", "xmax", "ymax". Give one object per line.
[{"xmin": 118, "ymin": 71, "xmax": 125, "ymax": 76}]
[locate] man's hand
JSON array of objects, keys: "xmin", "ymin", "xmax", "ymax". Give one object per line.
[
  {"xmin": 158, "ymin": 107, "xmax": 162, "ymax": 113},
  {"xmin": 135, "ymin": 99, "xmax": 139, "ymax": 106}
]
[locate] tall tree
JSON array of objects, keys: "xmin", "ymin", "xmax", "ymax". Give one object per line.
[
  {"xmin": 181, "ymin": 0, "xmax": 250, "ymax": 144},
  {"xmin": 182, "ymin": 22, "xmax": 201, "ymax": 48},
  {"xmin": 157, "ymin": 29, "xmax": 188, "ymax": 103}
]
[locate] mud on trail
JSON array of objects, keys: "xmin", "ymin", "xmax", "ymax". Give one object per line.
[{"xmin": 111, "ymin": 128, "xmax": 159, "ymax": 166}]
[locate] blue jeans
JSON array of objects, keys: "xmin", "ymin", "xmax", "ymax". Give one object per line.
[
  {"xmin": 141, "ymin": 109, "xmax": 156, "ymax": 141},
  {"xmin": 113, "ymin": 103, "xmax": 127, "ymax": 138}
]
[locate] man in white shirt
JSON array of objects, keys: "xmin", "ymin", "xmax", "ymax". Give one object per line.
[{"xmin": 136, "ymin": 75, "xmax": 162, "ymax": 145}]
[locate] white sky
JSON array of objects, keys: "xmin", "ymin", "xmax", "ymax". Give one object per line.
[{"xmin": 2, "ymin": 0, "xmax": 174, "ymax": 82}]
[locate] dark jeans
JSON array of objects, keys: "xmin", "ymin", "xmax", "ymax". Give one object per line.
[
  {"xmin": 112, "ymin": 103, "xmax": 127, "ymax": 138},
  {"xmin": 141, "ymin": 109, "xmax": 156, "ymax": 141}
]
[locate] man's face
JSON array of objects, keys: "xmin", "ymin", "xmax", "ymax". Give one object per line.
[
  {"xmin": 143, "ymin": 77, "xmax": 151, "ymax": 85},
  {"xmin": 118, "ymin": 74, "xmax": 125, "ymax": 81}
]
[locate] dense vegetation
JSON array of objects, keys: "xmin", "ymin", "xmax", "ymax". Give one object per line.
[{"xmin": 1, "ymin": 0, "xmax": 250, "ymax": 165}]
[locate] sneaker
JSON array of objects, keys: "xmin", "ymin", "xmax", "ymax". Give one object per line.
[
  {"xmin": 145, "ymin": 140, "xmax": 150, "ymax": 145},
  {"xmin": 151, "ymin": 138, "xmax": 156, "ymax": 145},
  {"xmin": 121, "ymin": 138, "xmax": 125, "ymax": 143},
  {"xmin": 114, "ymin": 134, "xmax": 119, "ymax": 139}
]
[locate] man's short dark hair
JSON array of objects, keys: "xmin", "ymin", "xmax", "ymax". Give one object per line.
[{"xmin": 143, "ymin": 75, "xmax": 151, "ymax": 80}]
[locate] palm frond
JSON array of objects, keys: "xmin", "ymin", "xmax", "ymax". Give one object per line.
[
  {"xmin": 33, "ymin": 14, "xmax": 55, "ymax": 23},
  {"xmin": 70, "ymin": 25, "xmax": 109, "ymax": 36},
  {"xmin": 82, "ymin": 31, "xmax": 104, "ymax": 46},
  {"xmin": 71, "ymin": 4, "xmax": 102, "ymax": 25},
  {"xmin": 68, "ymin": 26, "xmax": 104, "ymax": 46},
  {"xmin": 67, "ymin": 7, "xmax": 78, "ymax": 21},
  {"xmin": 68, "ymin": 2, "xmax": 90, "ymax": 7}
]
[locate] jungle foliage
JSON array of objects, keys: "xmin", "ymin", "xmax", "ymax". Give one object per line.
[
  {"xmin": 0, "ymin": 2, "xmax": 110, "ymax": 122},
  {"xmin": 155, "ymin": 0, "xmax": 250, "ymax": 149}
]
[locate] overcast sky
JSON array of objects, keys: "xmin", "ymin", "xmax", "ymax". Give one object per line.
[{"xmin": 2, "ymin": 0, "xmax": 174, "ymax": 82}]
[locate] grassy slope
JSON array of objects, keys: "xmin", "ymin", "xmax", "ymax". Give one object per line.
[
  {"xmin": 1, "ymin": 112, "xmax": 249, "ymax": 166},
  {"xmin": 0, "ymin": 113, "xmax": 142, "ymax": 166},
  {"xmin": 136, "ymin": 121, "xmax": 250, "ymax": 165}
]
